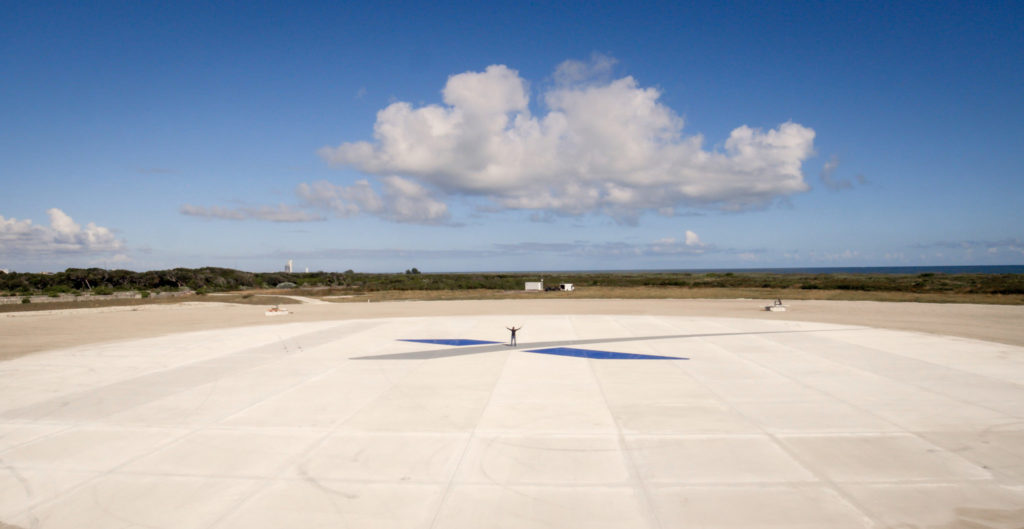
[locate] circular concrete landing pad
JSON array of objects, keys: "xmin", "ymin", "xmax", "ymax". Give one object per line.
[{"xmin": 2, "ymin": 314, "xmax": 1023, "ymax": 528}]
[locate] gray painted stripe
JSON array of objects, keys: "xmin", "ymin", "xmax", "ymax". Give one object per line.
[
  {"xmin": 2, "ymin": 324, "xmax": 356, "ymax": 421},
  {"xmin": 351, "ymin": 328, "xmax": 851, "ymax": 360}
]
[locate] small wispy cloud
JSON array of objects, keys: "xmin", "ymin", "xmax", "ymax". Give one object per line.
[
  {"xmin": 180, "ymin": 204, "xmax": 325, "ymax": 222},
  {"xmin": 819, "ymin": 155, "xmax": 865, "ymax": 191},
  {"xmin": 915, "ymin": 238, "xmax": 1024, "ymax": 255},
  {"xmin": 495, "ymin": 231, "xmax": 723, "ymax": 258},
  {"xmin": 297, "ymin": 178, "xmax": 451, "ymax": 224},
  {"xmin": 240, "ymin": 231, "xmax": 727, "ymax": 262},
  {"xmin": 180, "ymin": 204, "xmax": 245, "ymax": 220},
  {"xmin": 259, "ymin": 247, "xmax": 488, "ymax": 261},
  {"xmin": 552, "ymin": 52, "xmax": 618, "ymax": 86}
]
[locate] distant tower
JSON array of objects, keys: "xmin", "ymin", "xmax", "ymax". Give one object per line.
[{"xmin": 285, "ymin": 260, "xmax": 293, "ymax": 273}]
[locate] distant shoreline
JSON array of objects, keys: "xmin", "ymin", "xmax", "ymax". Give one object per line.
[
  {"xmin": 436, "ymin": 264, "xmax": 1024, "ymax": 275},
  {"xmin": 597, "ymin": 265, "xmax": 1024, "ymax": 275}
]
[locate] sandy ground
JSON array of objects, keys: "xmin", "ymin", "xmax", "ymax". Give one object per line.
[{"xmin": 3, "ymin": 298, "xmax": 1023, "ymax": 362}]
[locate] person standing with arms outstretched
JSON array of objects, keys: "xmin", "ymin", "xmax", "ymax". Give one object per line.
[{"xmin": 506, "ymin": 325, "xmax": 522, "ymax": 346}]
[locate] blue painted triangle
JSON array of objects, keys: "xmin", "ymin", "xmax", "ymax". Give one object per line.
[{"xmin": 525, "ymin": 347, "xmax": 686, "ymax": 360}]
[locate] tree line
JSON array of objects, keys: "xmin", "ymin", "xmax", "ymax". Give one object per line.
[
  {"xmin": 1, "ymin": 267, "xmax": 1022, "ymax": 296},
  {"xmin": 0, "ymin": 267, "xmax": 526, "ymax": 295}
]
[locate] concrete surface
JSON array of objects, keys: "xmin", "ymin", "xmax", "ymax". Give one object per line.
[{"xmin": 2, "ymin": 314, "xmax": 1023, "ymax": 528}]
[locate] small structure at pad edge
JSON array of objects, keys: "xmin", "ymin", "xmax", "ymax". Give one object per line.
[{"xmin": 265, "ymin": 305, "xmax": 291, "ymax": 316}]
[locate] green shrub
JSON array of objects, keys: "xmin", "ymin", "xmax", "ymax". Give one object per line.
[
  {"xmin": 21, "ymin": 297, "xmax": 30, "ymax": 304},
  {"xmin": 43, "ymin": 285, "xmax": 72, "ymax": 296},
  {"xmin": 92, "ymin": 286, "xmax": 114, "ymax": 295},
  {"xmin": 140, "ymin": 291, "xmax": 150, "ymax": 298}
]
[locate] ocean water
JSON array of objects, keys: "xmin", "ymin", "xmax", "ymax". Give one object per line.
[
  {"xmin": 663, "ymin": 265, "xmax": 1024, "ymax": 275},
  {"xmin": 506, "ymin": 265, "xmax": 1024, "ymax": 275}
]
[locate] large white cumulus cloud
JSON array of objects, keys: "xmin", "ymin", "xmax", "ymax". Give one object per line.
[
  {"xmin": 0, "ymin": 209, "xmax": 124, "ymax": 254},
  {"xmin": 318, "ymin": 60, "xmax": 815, "ymax": 219}
]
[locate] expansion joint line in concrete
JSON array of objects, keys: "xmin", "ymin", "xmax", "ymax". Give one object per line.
[
  {"xmin": 0, "ymin": 322, "xmax": 361, "ymax": 528},
  {"xmin": 197, "ymin": 325, "xmax": 408, "ymax": 529},
  {"xmin": 757, "ymin": 331, "xmax": 1024, "ymax": 419},
  {"xmin": 717, "ymin": 330, "xmax": 1010, "ymax": 502},
  {"xmin": 678, "ymin": 336, "xmax": 887, "ymax": 527},
  {"xmin": 3, "ymin": 425, "xmax": 200, "ymax": 525},
  {"xmin": 199, "ymin": 426, "xmax": 359, "ymax": 529},
  {"xmin": 719, "ymin": 331, "xmax": 908, "ymax": 432},
  {"xmin": 426, "ymin": 348, "xmax": 515, "ymax": 529},
  {"xmin": 587, "ymin": 356, "xmax": 665, "ymax": 529},
  {"xmin": 561, "ymin": 315, "xmax": 665, "ymax": 529}
]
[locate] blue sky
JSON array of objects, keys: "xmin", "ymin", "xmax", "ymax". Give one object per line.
[{"xmin": 2, "ymin": 1, "xmax": 1022, "ymax": 273}]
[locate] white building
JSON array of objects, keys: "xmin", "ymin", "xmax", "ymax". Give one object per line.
[
  {"xmin": 285, "ymin": 260, "xmax": 293, "ymax": 273},
  {"xmin": 525, "ymin": 280, "xmax": 544, "ymax": 291}
]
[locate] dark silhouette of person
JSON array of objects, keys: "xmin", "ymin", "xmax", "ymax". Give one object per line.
[{"xmin": 506, "ymin": 325, "xmax": 522, "ymax": 346}]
